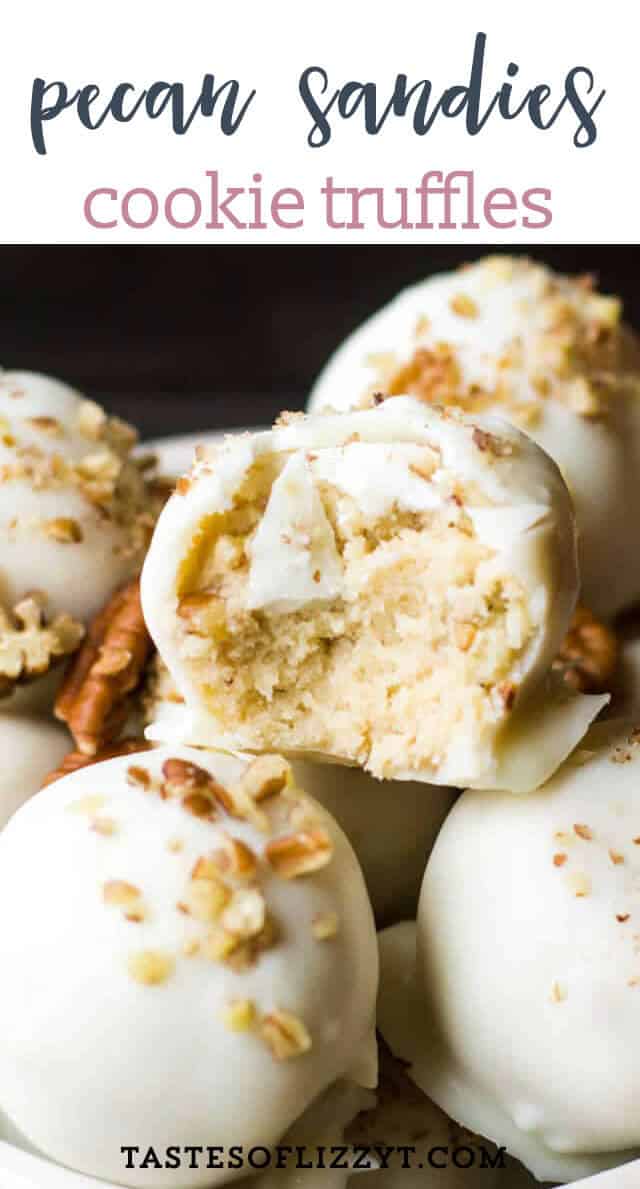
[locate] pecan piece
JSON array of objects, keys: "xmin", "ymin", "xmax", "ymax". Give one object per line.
[
  {"xmin": 265, "ymin": 827, "xmax": 333, "ymax": 879},
  {"xmin": 552, "ymin": 604, "xmax": 618, "ymax": 694},
  {"xmin": 260, "ymin": 1010, "xmax": 312, "ymax": 1060},
  {"xmin": 0, "ymin": 592, "xmax": 84, "ymax": 698},
  {"xmin": 55, "ymin": 579, "xmax": 153, "ymax": 754}
]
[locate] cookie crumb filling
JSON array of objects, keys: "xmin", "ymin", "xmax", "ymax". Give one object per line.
[
  {"xmin": 174, "ymin": 448, "xmax": 537, "ymax": 782},
  {"xmin": 140, "ymin": 399, "xmax": 590, "ymax": 791}
]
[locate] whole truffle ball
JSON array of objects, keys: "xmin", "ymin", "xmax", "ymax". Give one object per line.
[
  {"xmin": 309, "ymin": 257, "xmax": 640, "ymax": 618},
  {"xmin": 413, "ymin": 721, "xmax": 640, "ymax": 1181},
  {"xmin": 0, "ymin": 370, "xmax": 151, "ymax": 623},
  {"xmin": 292, "ymin": 761, "xmax": 455, "ymax": 924},
  {"xmin": 0, "ymin": 746, "xmax": 377, "ymax": 1187}
]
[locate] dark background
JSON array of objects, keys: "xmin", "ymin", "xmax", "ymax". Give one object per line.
[{"xmin": 1, "ymin": 246, "xmax": 637, "ymax": 439}]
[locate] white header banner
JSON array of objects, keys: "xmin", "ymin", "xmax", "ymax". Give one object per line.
[{"xmin": 0, "ymin": 0, "xmax": 632, "ymax": 243}]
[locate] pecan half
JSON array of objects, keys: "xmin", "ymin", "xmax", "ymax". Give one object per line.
[
  {"xmin": 54, "ymin": 580, "xmax": 153, "ymax": 754},
  {"xmin": 553, "ymin": 604, "xmax": 618, "ymax": 694}
]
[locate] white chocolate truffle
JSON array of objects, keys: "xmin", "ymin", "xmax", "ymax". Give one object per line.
[
  {"xmin": 354, "ymin": 925, "xmax": 521, "ymax": 1189},
  {"xmin": 308, "ymin": 257, "xmax": 640, "ymax": 619},
  {"xmin": 142, "ymin": 398, "xmax": 603, "ymax": 792},
  {"xmin": 0, "ymin": 370, "xmax": 151, "ymax": 623},
  {"xmin": 144, "ymin": 656, "xmax": 455, "ymax": 922},
  {"xmin": 405, "ymin": 721, "xmax": 640, "ymax": 1182},
  {"xmin": 0, "ymin": 745, "xmax": 377, "ymax": 1188},
  {"xmin": 0, "ymin": 713, "xmax": 69, "ymax": 828}
]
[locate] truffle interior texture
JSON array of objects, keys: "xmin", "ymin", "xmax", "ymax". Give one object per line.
[{"xmin": 174, "ymin": 448, "xmax": 533, "ymax": 779}]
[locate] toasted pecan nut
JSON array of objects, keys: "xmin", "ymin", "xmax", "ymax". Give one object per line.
[
  {"xmin": 55, "ymin": 580, "xmax": 153, "ymax": 754},
  {"xmin": 553, "ymin": 604, "xmax": 618, "ymax": 693},
  {"xmin": 265, "ymin": 827, "xmax": 334, "ymax": 879},
  {"xmin": 42, "ymin": 737, "xmax": 152, "ymax": 787},
  {"xmin": 0, "ymin": 593, "xmax": 84, "ymax": 698}
]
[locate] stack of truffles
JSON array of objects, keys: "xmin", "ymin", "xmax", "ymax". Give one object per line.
[{"xmin": 1, "ymin": 257, "xmax": 640, "ymax": 1189}]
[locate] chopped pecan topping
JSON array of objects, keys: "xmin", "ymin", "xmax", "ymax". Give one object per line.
[
  {"xmin": 221, "ymin": 888, "xmax": 266, "ymax": 939},
  {"xmin": 472, "ymin": 427, "xmax": 512, "ymax": 457},
  {"xmin": 55, "ymin": 579, "xmax": 153, "ymax": 754},
  {"xmin": 202, "ymin": 908, "xmax": 276, "ymax": 971},
  {"xmin": 182, "ymin": 792, "xmax": 217, "ymax": 819},
  {"xmin": 126, "ymin": 761, "xmax": 154, "ymax": 789},
  {"xmin": 212, "ymin": 833, "xmax": 258, "ymax": 880},
  {"xmin": 312, "ymin": 911, "xmax": 339, "ymax": 940},
  {"xmin": 383, "ymin": 343, "xmax": 462, "ymax": 407},
  {"xmin": 550, "ymin": 981, "xmax": 567, "ymax": 1004},
  {"xmin": 449, "ymin": 293, "xmax": 478, "ymax": 318},
  {"xmin": 26, "ymin": 415, "xmax": 63, "ymax": 435},
  {"xmin": 42, "ymin": 516, "xmax": 83, "ymax": 543},
  {"xmin": 127, "ymin": 950, "xmax": 175, "ymax": 986},
  {"xmin": 0, "ymin": 592, "xmax": 84, "ymax": 698},
  {"xmin": 103, "ymin": 880, "xmax": 145, "ymax": 920},
  {"xmin": 202, "ymin": 926, "xmax": 242, "ymax": 963},
  {"xmin": 162, "ymin": 757, "xmax": 212, "ymax": 795},
  {"xmin": 260, "ymin": 1010, "xmax": 312, "ymax": 1060},
  {"xmin": 265, "ymin": 827, "xmax": 333, "ymax": 879},
  {"xmin": 221, "ymin": 999, "xmax": 256, "ymax": 1032},
  {"xmin": 67, "ymin": 794, "xmax": 106, "ymax": 815},
  {"xmin": 181, "ymin": 874, "xmax": 230, "ymax": 922},
  {"xmin": 104, "ymin": 879, "xmax": 141, "ymax": 905},
  {"xmin": 91, "ymin": 816, "xmax": 118, "ymax": 836},
  {"xmin": 234, "ymin": 755, "xmax": 292, "ymax": 803},
  {"xmin": 160, "ymin": 757, "xmax": 236, "ymax": 821},
  {"xmin": 553, "ymin": 605, "xmax": 618, "ymax": 693}
]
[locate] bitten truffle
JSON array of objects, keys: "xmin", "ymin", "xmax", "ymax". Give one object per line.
[{"xmin": 142, "ymin": 398, "xmax": 602, "ymax": 791}]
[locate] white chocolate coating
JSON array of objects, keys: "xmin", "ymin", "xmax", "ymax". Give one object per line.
[
  {"xmin": 403, "ymin": 721, "xmax": 640, "ymax": 1182},
  {"xmin": 291, "ymin": 761, "xmax": 455, "ymax": 923},
  {"xmin": 0, "ymin": 712, "xmax": 69, "ymax": 828},
  {"xmin": 356, "ymin": 924, "xmax": 525, "ymax": 1189},
  {"xmin": 143, "ymin": 431, "xmax": 232, "ymax": 479},
  {"xmin": 255, "ymin": 1079, "xmax": 376, "ymax": 1189},
  {"xmin": 0, "ymin": 745, "xmax": 378, "ymax": 1188},
  {"xmin": 142, "ymin": 398, "xmax": 602, "ymax": 792},
  {"xmin": 308, "ymin": 257, "xmax": 640, "ymax": 619},
  {"xmin": 0, "ymin": 371, "xmax": 149, "ymax": 623},
  {"xmin": 0, "ymin": 1082, "xmax": 374, "ymax": 1189}
]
